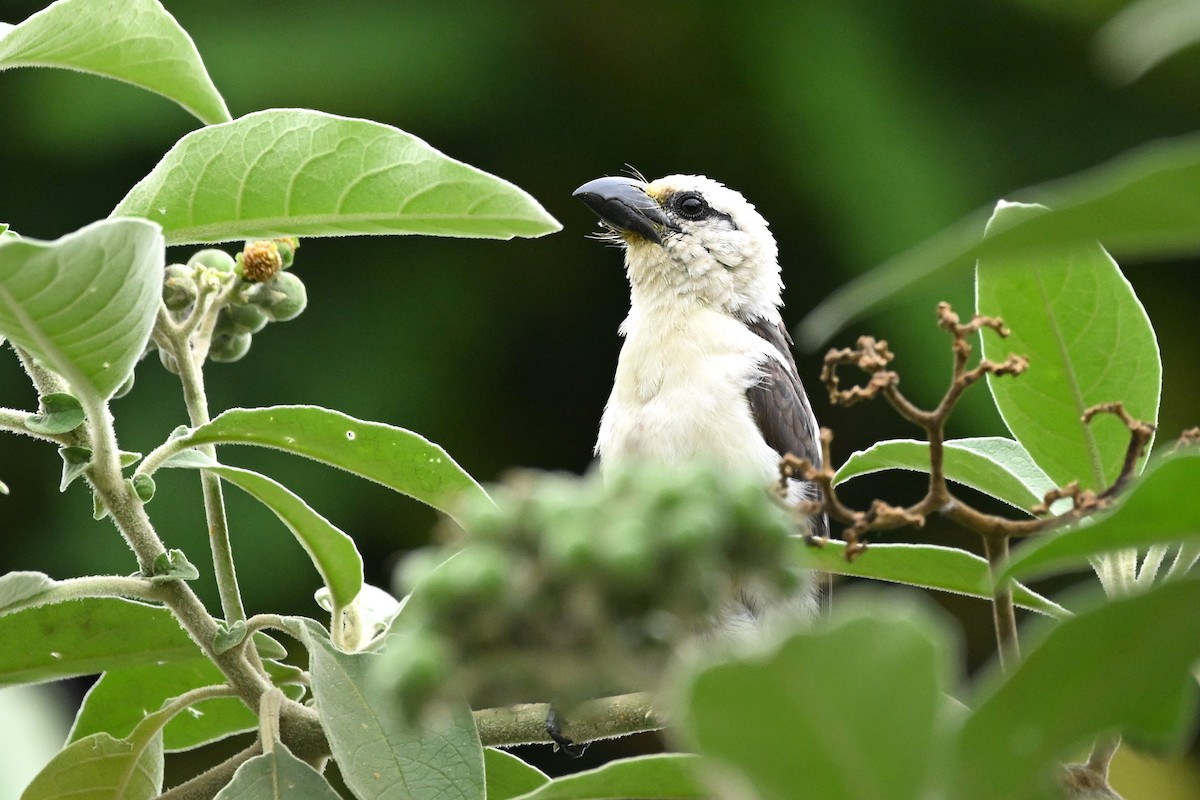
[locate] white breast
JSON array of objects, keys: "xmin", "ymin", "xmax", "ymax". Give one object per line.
[{"xmin": 596, "ymin": 305, "xmax": 780, "ymax": 482}]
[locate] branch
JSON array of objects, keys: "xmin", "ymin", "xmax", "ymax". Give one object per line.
[
  {"xmin": 813, "ymin": 304, "xmax": 1155, "ymax": 554},
  {"xmin": 473, "ymin": 692, "xmax": 660, "ymax": 748}
]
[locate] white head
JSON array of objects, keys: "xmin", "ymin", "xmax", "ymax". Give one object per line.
[{"xmin": 575, "ymin": 174, "xmax": 783, "ymax": 321}]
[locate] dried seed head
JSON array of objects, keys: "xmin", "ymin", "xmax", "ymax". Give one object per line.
[{"xmin": 239, "ymin": 240, "xmax": 283, "ymax": 283}]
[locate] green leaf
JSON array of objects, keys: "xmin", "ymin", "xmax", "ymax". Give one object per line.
[
  {"xmin": 0, "ymin": 0, "xmax": 230, "ymax": 124},
  {"xmin": 111, "ymin": 108, "xmax": 561, "ymax": 244},
  {"xmin": 1094, "ymin": 0, "xmax": 1200, "ymax": 84},
  {"xmin": 161, "ymin": 450, "xmax": 363, "ymax": 609},
  {"xmin": 977, "ymin": 202, "xmax": 1161, "ymax": 492},
  {"xmin": 835, "ymin": 437, "xmax": 1057, "ymax": 512},
  {"xmin": 0, "ymin": 218, "xmax": 164, "ymax": 404},
  {"xmin": 251, "ymin": 631, "xmax": 288, "ymax": 661},
  {"xmin": 149, "ymin": 548, "xmax": 199, "ymax": 583},
  {"xmin": 19, "ymin": 730, "xmax": 163, "ymax": 800},
  {"xmin": 0, "ymin": 571, "xmax": 56, "ymax": 614},
  {"xmin": 302, "ymin": 625, "xmax": 485, "ymax": 800},
  {"xmin": 171, "ymin": 405, "xmax": 491, "ymax": 529},
  {"xmin": 129, "ymin": 473, "xmax": 155, "ymax": 503},
  {"xmin": 680, "ymin": 596, "xmax": 951, "ymax": 800},
  {"xmin": 69, "ymin": 658, "xmax": 303, "ymax": 753},
  {"xmin": 213, "ymin": 619, "xmax": 247, "ymax": 654},
  {"xmin": 507, "ymin": 754, "xmax": 701, "ymax": 800},
  {"xmin": 484, "ymin": 748, "xmax": 549, "ymax": 800},
  {"xmin": 0, "ymin": 598, "xmax": 199, "ymax": 687},
  {"xmin": 58, "ymin": 446, "xmax": 93, "ymax": 491},
  {"xmin": 1000, "ymin": 453, "xmax": 1200, "ymax": 584},
  {"xmin": 797, "ymin": 133, "xmax": 1200, "ymax": 348},
  {"xmin": 792, "ymin": 539, "xmax": 1067, "ymax": 618},
  {"xmin": 951, "ymin": 577, "xmax": 1200, "ymax": 800},
  {"xmin": 214, "ymin": 742, "xmax": 342, "ymax": 799},
  {"xmin": 26, "ymin": 392, "xmax": 85, "ymax": 435}
]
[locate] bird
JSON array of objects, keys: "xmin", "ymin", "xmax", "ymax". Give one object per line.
[{"xmin": 573, "ymin": 173, "xmax": 828, "ymax": 623}]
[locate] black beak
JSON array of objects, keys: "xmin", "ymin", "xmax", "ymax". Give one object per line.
[{"xmin": 573, "ymin": 177, "xmax": 671, "ymax": 244}]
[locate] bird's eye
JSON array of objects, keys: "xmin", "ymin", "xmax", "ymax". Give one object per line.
[{"xmin": 674, "ymin": 192, "xmax": 709, "ymax": 220}]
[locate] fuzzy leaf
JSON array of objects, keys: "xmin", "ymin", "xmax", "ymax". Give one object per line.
[
  {"xmin": 69, "ymin": 658, "xmax": 303, "ymax": 753},
  {"xmin": 302, "ymin": 625, "xmax": 485, "ymax": 800},
  {"xmin": 213, "ymin": 620, "xmax": 247, "ymax": 654},
  {"xmin": 952, "ymin": 578, "xmax": 1200, "ymax": 800},
  {"xmin": 161, "ymin": 449, "xmax": 363, "ymax": 609},
  {"xmin": 170, "ymin": 405, "xmax": 491, "ymax": 529},
  {"xmin": 1094, "ymin": 0, "xmax": 1200, "ymax": 84},
  {"xmin": 681, "ymin": 597, "xmax": 952, "ymax": 800},
  {"xmin": 485, "ymin": 748, "xmax": 549, "ymax": 800},
  {"xmin": 0, "ymin": 598, "xmax": 198, "ymax": 687},
  {"xmin": 506, "ymin": 754, "xmax": 701, "ymax": 800},
  {"xmin": 213, "ymin": 742, "xmax": 342, "ymax": 799},
  {"xmin": 26, "ymin": 392, "xmax": 85, "ymax": 435},
  {"xmin": 835, "ymin": 437, "xmax": 1058, "ymax": 512},
  {"xmin": 792, "ymin": 539, "xmax": 1067, "ymax": 618},
  {"xmin": 797, "ymin": 133, "xmax": 1200, "ymax": 348},
  {"xmin": 149, "ymin": 548, "xmax": 199, "ymax": 583},
  {"xmin": 0, "ymin": 571, "xmax": 56, "ymax": 614},
  {"xmin": 112, "ymin": 109, "xmax": 561, "ymax": 244},
  {"xmin": 19, "ymin": 731, "xmax": 163, "ymax": 800},
  {"xmin": 0, "ymin": 218, "xmax": 164, "ymax": 404},
  {"xmin": 1000, "ymin": 453, "xmax": 1200, "ymax": 584},
  {"xmin": 0, "ymin": 0, "xmax": 229, "ymax": 124},
  {"xmin": 977, "ymin": 202, "xmax": 1161, "ymax": 491}
]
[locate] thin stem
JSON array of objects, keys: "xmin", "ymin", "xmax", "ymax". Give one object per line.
[
  {"xmin": 136, "ymin": 683, "xmax": 242, "ymax": 740},
  {"xmin": 85, "ymin": 400, "xmax": 164, "ymax": 574},
  {"xmin": 258, "ymin": 688, "xmax": 285, "ymax": 754},
  {"xmin": 983, "ymin": 535, "xmax": 1020, "ymax": 672},
  {"xmin": 12, "ymin": 344, "xmax": 70, "ymax": 397},
  {"xmin": 163, "ymin": 311, "xmax": 248, "ymax": 629},
  {"xmin": 136, "ymin": 436, "xmax": 191, "ymax": 477}
]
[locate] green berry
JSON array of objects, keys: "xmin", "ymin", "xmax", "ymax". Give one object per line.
[
  {"xmin": 215, "ymin": 303, "xmax": 269, "ymax": 335},
  {"xmin": 162, "ymin": 264, "xmax": 197, "ymax": 311},
  {"xmin": 187, "ymin": 248, "xmax": 236, "ymax": 273},
  {"xmin": 130, "ymin": 473, "xmax": 156, "ymax": 503},
  {"xmin": 209, "ymin": 331, "xmax": 252, "ymax": 363},
  {"xmin": 249, "ymin": 272, "xmax": 307, "ymax": 322}
]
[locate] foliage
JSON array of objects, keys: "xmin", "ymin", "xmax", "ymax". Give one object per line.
[{"xmin": 1, "ymin": 2, "xmax": 1199, "ymax": 799}]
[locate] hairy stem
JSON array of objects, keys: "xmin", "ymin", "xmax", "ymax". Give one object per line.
[
  {"xmin": 162, "ymin": 305, "xmax": 248, "ymax": 629},
  {"xmin": 0, "ymin": 575, "xmax": 166, "ymax": 617},
  {"xmin": 159, "ymin": 742, "xmax": 262, "ymax": 800},
  {"xmin": 12, "ymin": 344, "xmax": 71, "ymax": 397}
]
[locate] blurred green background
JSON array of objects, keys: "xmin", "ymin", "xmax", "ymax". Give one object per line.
[{"xmin": 2, "ymin": 0, "xmax": 1199, "ymax": 794}]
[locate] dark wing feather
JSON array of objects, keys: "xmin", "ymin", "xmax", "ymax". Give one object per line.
[
  {"xmin": 744, "ymin": 318, "xmax": 820, "ymax": 467},
  {"xmin": 744, "ymin": 317, "xmax": 828, "ymax": 538}
]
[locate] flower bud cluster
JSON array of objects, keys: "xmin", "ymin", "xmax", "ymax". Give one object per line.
[
  {"xmin": 153, "ymin": 239, "xmax": 306, "ymax": 370},
  {"xmin": 384, "ymin": 463, "xmax": 801, "ymax": 717}
]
